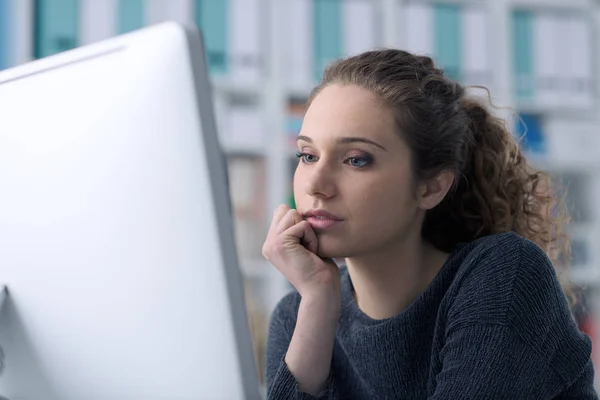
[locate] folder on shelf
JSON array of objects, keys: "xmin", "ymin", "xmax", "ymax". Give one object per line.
[
  {"xmin": 512, "ymin": 10, "xmax": 535, "ymax": 102},
  {"xmin": 230, "ymin": 0, "xmax": 262, "ymax": 83},
  {"xmin": 285, "ymin": 0, "xmax": 313, "ymax": 89},
  {"xmin": 533, "ymin": 13, "xmax": 561, "ymax": 108},
  {"xmin": 434, "ymin": 4, "xmax": 461, "ymax": 82},
  {"xmin": 404, "ymin": 2, "xmax": 433, "ymax": 57},
  {"xmin": 405, "ymin": 3, "xmax": 492, "ymax": 88},
  {"xmin": 117, "ymin": 0, "xmax": 145, "ymax": 34},
  {"xmin": 34, "ymin": 0, "xmax": 80, "ymax": 59},
  {"xmin": 342, "ymin": 0, "xmax": 377, "ymax": 57},
  {"xmin": 313, "ymin": 0, "xmax": 342, "ymax": 82},
  {"xmin": 195, "ymin": 0, "xmax": 228, "ymax": 75},
  {"xmin": 0, "ymin": 0, "xmax": 12, "ymax": 70},
  {"xmin": 80, "ymin": 0, "xmax": 116, "ymax": 45},
  {"xmin": 462, "ymin": 7, "xmax": 490, "ymax": 88},
  {"xmin": 562, "ymin": 17, "xmax": 593, "ymax": 109},
  {"xmin": 148, "ymin": 0, "xmax": 192, "ymax": 25}
]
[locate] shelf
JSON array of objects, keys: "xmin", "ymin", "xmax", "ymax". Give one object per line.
[
  {"xmin": 221, "ymin": 140, "xmax": 267, "ymax": 157},
  {"xmin": 514, "ymin": 102, "xmax": 597, "ymax": 119},
  {"xmin": 571, "ymin": 266, "xmax": 600, "ymax": 287},
  {"xmin": 525, "ymin": 152, "xmax": 600, "ymax": 173},
  {"xmin": 508, "ymin": 0, "xmax": 594, "ymax": 11},
  {"xmin": 211, "ymin": 78, "xmax": 263, "ymax": 100},
  {"xmin": 287, "ymin": 84, "xmax": 313, "ymax": 101}
]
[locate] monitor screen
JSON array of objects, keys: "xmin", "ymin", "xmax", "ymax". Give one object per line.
[{"xmin": 0, "ymin": 23, "xmax": 259, "ymax": 400}]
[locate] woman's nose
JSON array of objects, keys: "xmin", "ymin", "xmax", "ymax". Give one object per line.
[{"xmin": 305, "ymin": 163, "xmax": 336, "ymax": 199}]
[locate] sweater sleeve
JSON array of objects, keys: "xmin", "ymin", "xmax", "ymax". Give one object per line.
[
  {"xmin": 431, "ymin": 233, "xmax": 597, "ymax": 399},
  {"xmin": 265, "ymin": 291, "xmax": 334, "ymax": 400}
]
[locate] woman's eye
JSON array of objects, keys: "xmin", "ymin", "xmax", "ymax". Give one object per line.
[
  {"xmin": 346, "ymin": 157, "xmax": 372, "ymax": 168},
  {"xmin": 296, "ymin": 152, "xmax": 317, "ymax": 163}
]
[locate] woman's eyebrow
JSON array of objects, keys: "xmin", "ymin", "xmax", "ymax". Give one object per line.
[{"xmin": 296, "ymin": 135, "xmax": 387, "ymax": 151}]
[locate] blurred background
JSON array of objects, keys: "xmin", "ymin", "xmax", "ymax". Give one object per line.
[{"xmin": 1, "ymin": 0, "xmax": 600, "ymax": 392}]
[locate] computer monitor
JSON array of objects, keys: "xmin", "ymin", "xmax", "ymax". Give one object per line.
[{"xmin": 0, "ymin": 22, "xmax": 260, "ymax": 400}]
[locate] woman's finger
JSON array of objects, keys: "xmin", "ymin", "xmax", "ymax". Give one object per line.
[
  {"xmin": 283, "ymin": 220, "xmax": 318, "ymax": 254},
  {"xmin": 275, "ymin": 208, "xmax": 303, "ymax": 234},
  {"xmin": 268, "ymin": 204, "xmax": 290, "ymax": 235},
  {"xmin": 300, "ymin": 222, "xmax": 319, "ymax": 254}
]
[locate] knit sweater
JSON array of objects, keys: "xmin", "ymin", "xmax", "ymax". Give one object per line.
[{"xmin": 265, "ymin": 232, "xmax": 597, "ymax": 399}]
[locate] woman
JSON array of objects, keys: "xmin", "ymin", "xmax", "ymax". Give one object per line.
[{"xmin": 262, "ymin": 49, "xmax": 597, "ymax": 399}]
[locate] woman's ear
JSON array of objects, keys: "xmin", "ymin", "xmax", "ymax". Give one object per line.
[{"xmin": 417, "ymin": 170, "xmax": 454, "ymax": 210}]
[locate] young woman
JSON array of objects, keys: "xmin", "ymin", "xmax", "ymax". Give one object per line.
[{"xmin": 262, "ymin": 49, "xmax": 597, "ymax": 399}]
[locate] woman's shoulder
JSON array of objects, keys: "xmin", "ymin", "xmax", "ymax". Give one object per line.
[
  {"xmin": 447, "ymin": 232, "xmax": 592, "ymax": 387},
  {"xmin": 451, "ymin": 231, "xmax": 555, "ymax": 289},
  {"xmin": 457, "ymin": 230, "xmax": 545, "ymax": 261},
  {"xmin": 448, "ymin": 231, "xmax": 573, "ymax": 336}
]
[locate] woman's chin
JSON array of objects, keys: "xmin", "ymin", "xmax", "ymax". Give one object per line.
[{"xmin": 315, "ymin": 238, "xmax": 350, "ymax": 259}]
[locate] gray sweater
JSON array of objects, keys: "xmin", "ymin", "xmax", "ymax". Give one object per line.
[{"xmin": 266, "ymin": 232, "xmax": 597, "ymax": 399}]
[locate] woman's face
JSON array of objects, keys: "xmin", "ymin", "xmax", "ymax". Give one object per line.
[{"xmin": 294, "ymin": 84, "xmax": 424, "ymax": 259}]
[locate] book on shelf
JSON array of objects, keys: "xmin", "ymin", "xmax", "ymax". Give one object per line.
[
  {"xmin": 284, "ymin": 0, "xmax": 379, "ymax": 89},
  {"xmin": 403, "ymin": 2, "xmax": 492, "ymax": 88}
]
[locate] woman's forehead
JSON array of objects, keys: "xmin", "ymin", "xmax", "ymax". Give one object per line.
[{"xmin": 302, "ymin": 85, "xmax": 397, "ymax": 141}]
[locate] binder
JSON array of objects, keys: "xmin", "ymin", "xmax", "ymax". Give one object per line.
[
  {"xmin": 562, "ymin": 16, "xmax": 593, "ymax": 108},
  {"xmin": 342, "ymin": 0, "xmax": 377, "ymax": 57},
  {"xmin": 33, "ymin": 0, "xmax": 79, "ymax": 59},
  {"xmin": 313, "ymin": 0, "xmax": 342, "ymax": 82},
  {"xmin": 285, "ymin": 0, "xmax": 313, "ymax": 89},
  {"xmin": 80, "ymin": 0, "xmax": 116, "ymax": 44},
  {"xmin": 404, "ymin": 2, "xmax": 433, "ymax": 58},
  {"xmin": 149, "ymin": 0, "xmax": 192, "ymax": 24},
  {"xmin": 0, "ymin": 0, "xmax": 11, "ymax": 69},
  {"xmin": 434, "ymin": 4, "xmax": 461, "ymax": 82},
  {"xmin": 405, "ymin": 3, "xmax": 492, "ymax": 88},
  {"xmin": 512, "ymin": 10, "xmax": 534, "ymax": 102},
  {"xmin": 462, "ymin": 7, "xmax": 490, "ymax": 87},
  {"xmin": 117, "ymin": 0, "xmax": 145, "ymax": 34},
  {"xmin": 533, "ymin": 13, "xmax": 561, "ymax": 108},
  {"xmin": 230, "ymin": 0, "xmax": 261, "ymax": 83},
  {"xmin": 194, "ymin": 0, "xmax": 229, "ymax": 75}
]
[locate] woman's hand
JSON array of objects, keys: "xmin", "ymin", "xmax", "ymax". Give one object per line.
[
  {"xmin": 262, "ymin": 204, "xmax": 341, "ymax": 300},
  {"xmin": 263, "ymin": 205, "xmax": 341, "ymax": 396}
]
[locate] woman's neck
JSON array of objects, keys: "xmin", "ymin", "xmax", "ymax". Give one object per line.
[{"xmin": 345, "ymin": 234, "xmax": 449, "ymax": 320}]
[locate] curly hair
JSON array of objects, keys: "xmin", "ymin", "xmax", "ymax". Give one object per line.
[{"xmin": 308, "ymin": 49, "xmax": 572, "ymax": 302}]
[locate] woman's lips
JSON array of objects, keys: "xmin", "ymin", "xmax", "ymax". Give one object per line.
[
  {"xmin": 305, "ymin": 216, "xmax": 341, "ymax": 230},
  {"xmin": 303, "ymin": 209, "xmax": 343, "ymax": 230}
]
